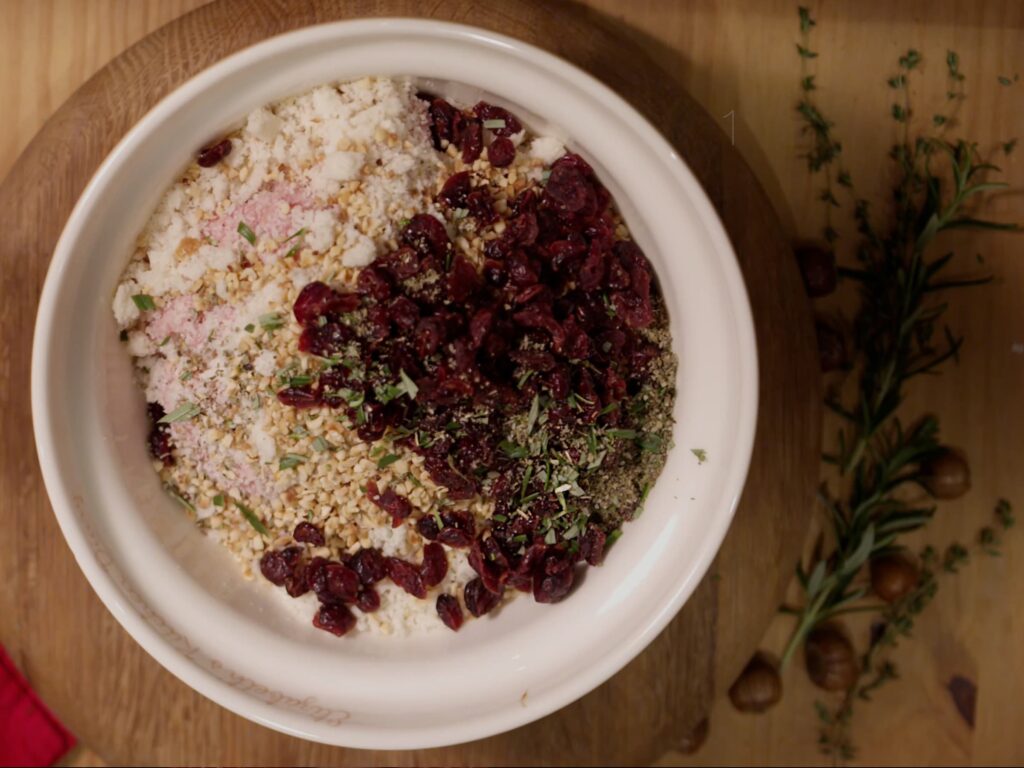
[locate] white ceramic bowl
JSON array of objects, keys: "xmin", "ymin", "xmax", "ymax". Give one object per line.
[{"xmin": 31, "ymin": 19, "xmax": 757, "ymax": 749}]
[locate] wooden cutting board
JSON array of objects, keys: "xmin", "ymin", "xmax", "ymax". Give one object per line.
[{"xmin": 0, "ymin": 0, "xmax": 821, "ymax": 764}]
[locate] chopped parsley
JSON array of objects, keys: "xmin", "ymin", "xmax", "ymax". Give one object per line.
[
  {"xmin": 131, "ymin": 294, "xmax": 156, "ymax": 311},
  {"xmin": 312, "ymin": 436, "xmax": 331, "ymax": 453},
  {"xmin": 691, "ymin": 448, "xmax": 708, "ymax": 464},
  {"xmin": 212, "ymin": 494, "xmax": 225, "ymax": 507}
]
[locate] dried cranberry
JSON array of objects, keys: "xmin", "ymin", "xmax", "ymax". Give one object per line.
[
  {"xmin": 146, "ymin": 403, "xmax": 175, "ymax": 466},
  {"xmin": 349, "ymin": 548, "xmax": 387, "ymax": 585},
  {"xmin": 460, "ymin": 118, "xmax": 483, "ymax": 163},
  {"xmin": 487, "ymin": 137, "xmax": 516, "ymax": 167},
  {"xmin": 376, "ymin": 246, "xmax": 421, "ymax": 281},
  {"xmin": 197, "ymin": 138, "xmax": 232, "ymax": 167},
  {"xmin": 469, "ymin": 536, "xmax": 509, "ymax": 594},
  {"xmin": 356, "ymin": 587, "xmax": 380, "ymax": 613},
  {"xmin": 365, "ymin": 480, "xmax": 414, "ymax": 528},
  {"xmin": 424, "ymin": 456, "xmax": 478, "ymax": 500},
  {"xmin": 427, "ymin": 98, "xmax": 458, "ymax": 149},
  {"xmin": 324, "ymin": 562, "xmax": 360, "ymax": 603},
  {"xmin": 356, "ymin": 266, "xmax": 392, "ymax": 302},
  {"xmin": 277, "ymin": 386, "xmax": 320, "ymax": 408},
  {"xmin": 313, "ymin": 603, "xmax": 356, "ymax": 636},
  {"xmin": 285, "ymin": 560, "xmax": 310, "ymax": 597},
  {"xmin": 438, "ymin": 171, "xmax": 471, "ymax": 209},
  {"xmin": 464, "ymin": 577, "xmax": 502, "ymax": 617},
  {"xmin": 294, "ymin": 281, "xmax": 353, "ymax": 326},
  {"xmin": 579, "ymin": 526, "xmax": 607, "ymax": 566},
  {"xmin": 420, "ymin": 542, "xmax": 448, "ymax": 587},
  {"xmin": 436, "ymin": 593, "xmax": 464, "ymax": 631},
  {"xmin": 294, "ymin": 521, "xmax": 325, "ymax": 546},
  {"xmin": 466, "ymin": 188, "xmax": 497, "ymax": 224},
  {"xmin": 447, "ymin": 255, "xmax": 480, "ymax": 303},
  {"xmin": 388, "ymin": 295, "xmax": 420, "ymax": 332},
  {"xmin": 299, "ymin": 322, "xmax": 352, "ymax": 357},
  {"xmin": 385, "ymin": 557, "xmax": 427, "ymax": 598},
  {"xmin": 437, "ymin": 528, "xmax": 473, "ymax": 548},
  {"xmin": 416, "ymin": 514, "xmax": 440, "ymax": 541},
  {"xmin": 545, "ymin": 160, "xmax": 593, "ymax": 214},
  {"xmin": 401, "ymin": 214, "xmax": 450, "ymax": 259},
  {"xmin": 474, "ymin": 102, "xmax": 523, "ymax": 137},
  {"xmin": 534, "ymin": 550, "xmax": 576, "ymax": 603},
  {"xmin": 507, "ymin": 212, "xmax": 539, "ymax": 245},
  {"xmin": 259, "ymin": 550, "xmax": 290, "ymax": 586}
]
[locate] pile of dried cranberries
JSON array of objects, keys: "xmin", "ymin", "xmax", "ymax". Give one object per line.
[{"xmin": 261, "ymin": 97, "xmax": 666, "ymax": 635}]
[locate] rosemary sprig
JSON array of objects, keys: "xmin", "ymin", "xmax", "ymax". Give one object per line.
[{"xmin": 782, "ymin": 9, "xmax": 1019, "ymax": 672}]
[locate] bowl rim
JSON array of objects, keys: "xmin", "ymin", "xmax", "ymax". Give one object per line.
[{"xmin": 31, "ymin": 17, "xmax": 758, "ymax": 749}]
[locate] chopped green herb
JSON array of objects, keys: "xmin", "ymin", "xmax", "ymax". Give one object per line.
[
  {"xmin": 236, "ymin": 501, "xmax": 268, "ymax": 535},
  {"xmin": 606, "ymin": 529, "xmax": 623, "ymax": 547},
  {"xmin": 237, "ymin": 220, "xmax": 256, "ymax": 245},
  {"xmin": 284, "ymin": 227, "xmax": 308, "ymax": 241},
  {"xmin": 279, "ymin": 453, "xmax": 306, "ymax": 470},
  {"xmin": 638, "ymin": 433, "xmax": 665, "ymax": 453},
  {"xmin": 452, "ymin": 207, "xmax": 469, "ymax": 220},
  {"xmin": 499, "ymin": 441, "xmax": 530, "ymax": 459},
  {"xmin": 606, "ymin": 429, "xmax": 638, "ymax": 440},
  {"xmin": 179, "ymin": 370, "xmax": 193, "ymax": 381},
  {"xmin": 482, "ymin": 118, "xmax": 507, "ymax": 130},
  {"xmin": 286, "ymin": 245, "xmax": 301, "ymax": 259},
  {"xmin": 526, "ymin": 394, "xmax": 540, "ymax": 434},
  {"xmin": 158, "ymin": 401, "xmax": 200, "ymax": 424},
  {"xmin": 544, "ymin": 529, "xmax": 557, "ymax": 545},
  {"xmin": 165, "ymin": 486, "xmax": 195, "ymax": 514},
  {"xmin": 212, "ymin": 494, "xmax": 225, "ymax": 507},
  {"xmin": 131, "ymin": 294, "xmax": 156, "ymax": 311},
  {"xmin": 377, "ymin": 453, "xmax": 401, "ymax": 469},
  {"xmin": 691, "ymin": 448, "xmax": 708, "ymax": 464},
  {"xmin": 312, "ymin": 436, "xmax": 331, "ymax": 453},
  {"xmin": 398, "ymin": 218, "xmax": 411, "ymax": 229},
  {"xmin": 796, "ymin": 43, "xmax": 818, "ymax": 59},
  {"xmin": 398, "ymin": 369, "xmax": 419, "ymax": 399},
  {"xmin": 287, "ymin": 375, "xmax": 314, "ymax": 387},
  {"xmin": 244, "ymin": 323, "xmax": 255, "ymax": 333},
  {"xmin": 491, "ymin": 513, "xmax": 507, "ymax": 523},
  {"xmin": 798, "ymin": 6, "xmax": 815, "ymax": 32},
  {"xmin": 259, "ymin": 313, "xmax": 284, "ymax": 331}
]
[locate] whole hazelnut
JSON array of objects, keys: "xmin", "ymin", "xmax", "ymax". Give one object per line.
[
  {"xmin": 805, "ymin": 625, "xmax": 858, "ymax": 691},
  {"xmin": 920, "ymin": 448, "xmax": 971, "ymax": 499},
  {"xmin": 729, "ymin": 653, "xmax": 783, "ymax": 713},
  {"xmin": 870, "ymin": 552, "xmax": 919, "ymax": 603}
]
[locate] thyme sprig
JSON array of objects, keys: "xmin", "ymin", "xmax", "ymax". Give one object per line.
[
  {"xmin": 816, "ymin": 499, "xmax": 1015, "ymax": 761},
  {"xmin": 783, "ymin": 7, "xmax": 1019, "ymax": 671}
]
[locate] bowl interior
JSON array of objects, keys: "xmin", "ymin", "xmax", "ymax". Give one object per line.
[{"xmin": 32, "ymin": 19, "xmax": 757, "ymax": 748}]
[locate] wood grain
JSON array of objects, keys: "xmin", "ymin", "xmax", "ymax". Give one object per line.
[
  {"xmin": 0, "ymin": 0, "xmax": 818, "ymax": 765},
  {"xmin": 14, "ymin": 0, "xmax": 1024, "ymax": 765}
]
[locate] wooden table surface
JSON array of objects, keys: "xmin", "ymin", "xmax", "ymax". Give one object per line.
[{"xmin": 1, "ymin": 1, "xmax": 1022, "ymax": 766}]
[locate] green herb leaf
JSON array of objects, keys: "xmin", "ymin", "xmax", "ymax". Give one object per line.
[
  {"xmin": 796, "ymin": 43, "xmax": 818, "ymax": 59},
  {"xmin": 237, "ymin": 221, "xmax": 257, "ymax": 245},
  {"xmin": 131, "ymin": 294, "xmax": 156, "ymax": 311},
  {"xmin": 499, "ymin": 441, "xmax": 529, "ymax": 459},
  {"xmin": 259, "ymin": 313, "xmax": 284, "ymax": 332},
  {"xmin": 606, "ymin": 429, "xmax": 638, "ymax": 440},
  {"xmin": 798, "ymin": 6, "xmax": 815, "ymax": 32},
  {"xmin": 398, "ymin": 369, "xmax": 419, "ymax": 400},
  {"xmin": 377, "ymin": 453, "xmax": 401, "ymax": 469},
  {"xmin": 482, "ymin": 118, "xmax": 507, "ymax": 130},
  {"xmin": 526, "ymin": 394, "xmax": 540, "ymax": 434},
  {"xmin": 244, "ymin": 323, "xmax": 255, "ymax": 333},
  {"xmin": 158, "ymin": 401, "xmax": 201, "ymax": 424},
  {"xmin": 691, "ymin": 448, "xmax": 707, "ymax": 464},
  {"xmin": 279, "ymin": 453, "xmax": 306, "ymax": 470},
  {"xmin": 212, "ymin": 494, "xmax": 225, "ymax": 507},
  {"xmin": 284, "ymin": 227, "xmax": 308, "ymax": 241},
  {"xmin": 236, "ymin": 501, "xmax": 268, "ymax": 535},
  {"xmin": 165, "ymin": 486, "xmax": 195, "ymax": 514},
  {"xmin": 312, "ymin": 436, "xmax": 331, "ymax": 453}
]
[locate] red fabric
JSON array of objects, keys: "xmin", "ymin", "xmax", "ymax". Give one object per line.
[{"xmin": 0, "ymin": 646, "xmax": 76, "ymax": 767}]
